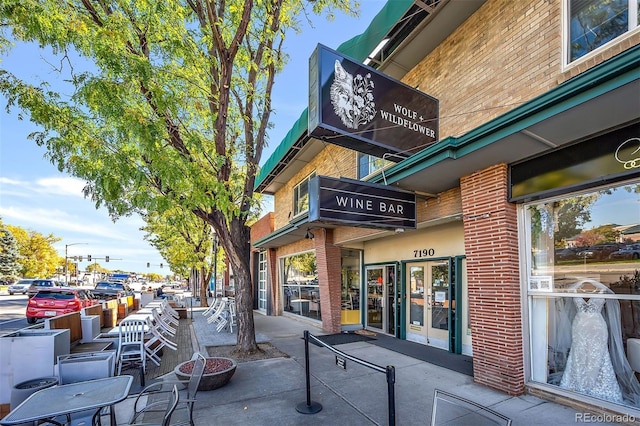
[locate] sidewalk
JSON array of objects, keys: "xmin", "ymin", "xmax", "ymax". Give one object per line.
[{"xmin": 116, "ymin": 307, "xmax": 616, "ymax": 425}]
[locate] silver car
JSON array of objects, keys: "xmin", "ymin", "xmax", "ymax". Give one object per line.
[{"xmin": 8, "ymin": 279, "xmax": 34, "ymax": 295}]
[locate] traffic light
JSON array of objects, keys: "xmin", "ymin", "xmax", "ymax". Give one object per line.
[
  {"xmin": 105, "ymin": 256, "xmax": 110, "ymax": 262},
  {"xmin": 147, "ymin": 262, "xmax": 150, "ymax": 268},
  {"xmin": 79, "ymin": 256, "xmax": 83, "ymax": 262},
  {"xmin": 160, "ymin": 263, "xmax": 163, "ymax": 268},
  {"xmin": 88, "ymin": 255, "xmax": 91, "ymax": 262}
]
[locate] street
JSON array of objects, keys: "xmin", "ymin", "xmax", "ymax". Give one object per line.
[{"xmin": 0, "ymin": 294, "xmax": 29, "ymax": 333}]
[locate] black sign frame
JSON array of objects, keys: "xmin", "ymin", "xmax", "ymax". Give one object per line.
[
  {"xmin": 309, "ymin": 44, "xmax": 439, "ymax": 161},
  {"xmin": 308, "ymin": 175, "xmax": 417, "ymax": 230}
]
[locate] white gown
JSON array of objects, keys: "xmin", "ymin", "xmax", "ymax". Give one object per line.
[{"xmin": 560, "ymin": 298, "xmax": 623, "ymax": 403}]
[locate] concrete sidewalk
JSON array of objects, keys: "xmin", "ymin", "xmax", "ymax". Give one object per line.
[{"xmin": 114, "ymin": 308, "xmax": 615, "ymax": 425}]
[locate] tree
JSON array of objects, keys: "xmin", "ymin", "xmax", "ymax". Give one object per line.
[
  {"xmin": 0, "ymin": 0, "xmax": 357, "ymax": 353},
  {"xmin": 142, "ymin": 208, "xmax": 226, "ymax": 305},
  {"xmin": 0, "ymin": 219, "xmax": 21, "ymax": 279},
  {"xmin": 6, "ymin": 225, "xmax": 62, "ymax": 277}
]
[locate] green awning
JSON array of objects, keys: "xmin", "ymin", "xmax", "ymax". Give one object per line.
[
  {"xmin": 255, "ymin": 0, "xmax": 414, "ymax": 192},
  {"xmin": 336, "ymin": 0, "xmax": 415, "ymax": 62}
]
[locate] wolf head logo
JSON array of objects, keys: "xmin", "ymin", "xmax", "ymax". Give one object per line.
[{"xmin": 329, "ymin": 60, "xmax": 376, "ymax": 129}]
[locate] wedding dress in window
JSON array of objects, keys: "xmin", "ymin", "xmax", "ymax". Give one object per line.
[{"xmin": 560, "ymin": 297, "xmax": 623, "ymax": 403}]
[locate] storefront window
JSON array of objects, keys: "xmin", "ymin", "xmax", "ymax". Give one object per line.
[
  {"xmin": 341, "ymin": 249, "xmax": 361, "ymax": 325},
  {"xmin": 282, "ymin": 252, "xmax": 320, "ymax": 320},
  {"xmin": 525, "ymin": 181, "xmax": 640, "ymax": 409}
]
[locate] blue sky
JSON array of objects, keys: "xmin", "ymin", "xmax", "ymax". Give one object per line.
[{"xmin": 0, "ymin": 2, "xmax": 388, "ymax": 276}]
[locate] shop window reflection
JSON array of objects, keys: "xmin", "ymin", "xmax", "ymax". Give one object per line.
[
  {"xmin": 341, "ymin": 249, "xmax": 362, "ymax": 325},
  {"xmin": 526, "ymin": 182, "xmax": 640, "ymax": 409},
  {"xmin": 282, "ymin": 252, "xmax": 320, "ymax": 321}
]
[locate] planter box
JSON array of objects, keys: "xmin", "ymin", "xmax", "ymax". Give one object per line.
[
  {"xmin": 103, "ymin": 308, "xmax": 117, "ymax": 328},
  {"xmin": 80, "ymin": 315, "xmax": 101, "ymax": 343},
  {"xmin": 117, "ymin": 303, "xmax": 128, "ymax": 319},
  {"xmin": 139, "ymin": 292, "xmax": 154, "ymax": 307},
  {"xmin": 0, "ymin": 329, "xmax": 70, "ymax": 405},
  {"xmin": 58, "ymin": 351, "xmax": 116, "ymax": 384}
]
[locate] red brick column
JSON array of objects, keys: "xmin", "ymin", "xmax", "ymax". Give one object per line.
[
  {"xmin": 314, "ymin": 228, "xmax": 343, "ymax": 333},
  {"xmin": 460, "ymin": 163, "xmax": 524, "ymax": 395}
]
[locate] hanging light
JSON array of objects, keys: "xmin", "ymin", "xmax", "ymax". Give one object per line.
[{"xmin": 305, "ymin": 229, "xmax": 315, "ymax": 240}]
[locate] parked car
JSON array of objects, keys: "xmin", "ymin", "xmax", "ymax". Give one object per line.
[
  {"xmin": 576, "ymin": 244, "xmax": 623, "ymax": 260},
  {"xmin": 26, "ymin": 288, "xmax": 98, "ymax": 324},
  {"xmin": 8, "ymin": 279, "xmax": 34, "ymax": 295},
  {"xmin": 554, "ymin": 248, "xmax": 580, "ymax": 261},
  {"xmin": 609, "ymin": 243, "xmax": 640, "ymax": 260},
  {"xmin": 92, "ymin": 281, "xmax": 134, "ymax": 300},
  {"xmin": 27, "ymin": 278, "xmax": 67, "ymax": 298}
]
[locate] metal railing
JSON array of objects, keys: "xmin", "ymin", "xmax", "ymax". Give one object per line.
[{"xmin": 297, "ymin": 330, "xmax": 396, "ymax": 426}]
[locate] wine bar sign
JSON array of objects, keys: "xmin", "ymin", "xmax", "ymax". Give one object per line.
[{"xmin": 308, "ymin": 175, "xmax": 416, "ymax": 230}]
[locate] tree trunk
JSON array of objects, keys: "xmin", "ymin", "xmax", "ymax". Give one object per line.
[
  {"xmin": 200, "ymin": 265, "xmax": 210, "ymax": 308},
  {"xmin": 224, "ymin": 221, "xmax": 258, "ymax": 353}
]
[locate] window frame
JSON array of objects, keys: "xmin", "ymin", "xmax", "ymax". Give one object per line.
[
  {"xmin": 563, "ymin": 0, "xmax": 639, "ymax": 69},
  {"xmin": 519, "ymin": 180, "xmax": 640, "ymax": 413},
  {"xmin": 292, "ymin": 171, "xmax": 316, "ymax": 217},
  {"xmin": 357, "ymin": 153, "xmax": 394, "ymax": 180}
]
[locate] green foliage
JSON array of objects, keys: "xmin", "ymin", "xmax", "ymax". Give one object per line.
[
  {"xmin": 0, "ymin": 220, "xmax": 22, "ymax": 278},
  {"xmin": 0, "ymin": 0, "xmax": 358, "ymax": 351},
  {"xmin": 142, "ymin": 208, "xmax": 225, "ymax": 304},
  {"xmin": 6, "ymin": 224, "xmax": 62, "ymax": 277}
]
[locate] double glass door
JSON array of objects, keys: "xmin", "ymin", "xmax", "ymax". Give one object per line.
[
  {"xmin": 365, "ymin": 265, "xmax": 397, "ymax": 336},
  {"xmin": 406, "ymin": 261, "xmax": 450, "ymax": 349}
]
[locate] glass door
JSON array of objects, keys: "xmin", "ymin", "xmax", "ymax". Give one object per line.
[
  {"xmin": 406, "ymin": 261, "xmax": 450, "ymax": 349},
  {"xmin": 365, "ymin": 265, "xmax": 397, "ymax": 335},
  {"xmin": 257, "ymin": 251, "xmax": 267, "ymax": 312}
]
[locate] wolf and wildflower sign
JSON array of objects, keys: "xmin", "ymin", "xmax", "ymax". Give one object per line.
[{"xmin": 308, "ymin": 44, "xmax": 439, "ymax": 160}]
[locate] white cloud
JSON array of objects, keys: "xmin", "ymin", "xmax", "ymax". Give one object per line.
[
  {"xmin": 36, "ymin": 177, "xmax": 87, "ymax": 197},
  {"xmin": 0, "ymin": 205, "xmax": 130, "ymax": 240},
  {"xmin": 0, "ymin": 175, "xmax": 86, "ymax": 198}
]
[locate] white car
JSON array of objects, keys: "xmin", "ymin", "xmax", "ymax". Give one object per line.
[{"xmin": 8, "ymin": 279, "xmax": 33, "ymax": 295}]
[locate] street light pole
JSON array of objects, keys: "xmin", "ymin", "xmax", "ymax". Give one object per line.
[{"xmin": 64, "ymin": 242, "xmax": 87, "ymax": 285}]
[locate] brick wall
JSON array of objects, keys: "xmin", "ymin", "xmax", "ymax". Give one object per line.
[
  {"xmin": 401, "ymin": 0, "xmax": 634, "ymax": 143},
  {"xmin": 314, "ymin": 229, "xmax": 343, "ymax": 333},
  {"xmin": 460, "ymin": 163, "xmax": 523, "ymax": 395},
  {"xmin": 272, "ymin": 145, "xmax": 356, "ymax": 230},
  {"xmin": 251, "ymin": 213, "xmax": 274, "ymax": 242}
]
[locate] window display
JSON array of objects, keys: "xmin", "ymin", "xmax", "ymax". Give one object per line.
[
  {"xmin": 282, "ymin": 252, "xmax": 320, "ymax": 320},
  {"xmin": 525, "ymin": 181, "xmax": 640, "ymax": 409}
]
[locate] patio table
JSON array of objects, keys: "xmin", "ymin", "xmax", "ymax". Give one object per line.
[{"xmin": 0, "ymin": 375, "xmax": 133, "ymax": 426}]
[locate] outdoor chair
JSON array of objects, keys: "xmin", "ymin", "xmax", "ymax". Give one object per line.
[
  {"xmin": 127, "ymin": 384, "xmax": 180, "ymax": 426},
  {"xmin": 157, "ymin": 304, "xmax": 180, "ymax": 327},
  {"xmin": 145, "ymin": 316, "xmax": 178, "ymax": 366},
  {"xmin": 430, "ymin": 389, "xmax": 512, "ymax": 426},
  {"xmin": 131, "ymin": 352, "xmax": 206, "ymax": 426},
  {"xmin": 152, "ymin": 307, "xmax": 177, "ymax": 336},
  {"xmin": 206, "ymin": 298, "xmax": 228, "ymax": 325},
  {"xmin": 116, "ymin": 318, "xmax": 147, "ymax": 377},
  {"xmin": 227, "ymin": 299, "xmax": 237, "ymax": 333},
  {"xmin": 160, "ymin": 299, "xmax": 180, "ymax": 320},
  {"xmin": 202, "ymin": 297, "xmax": 224, "ymax": 318}
]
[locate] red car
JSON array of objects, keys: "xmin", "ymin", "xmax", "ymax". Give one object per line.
[{"xmin": 26, "ymin": 288, "xmax": 98, "ymax": 324}]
